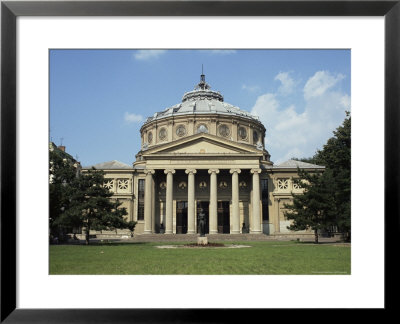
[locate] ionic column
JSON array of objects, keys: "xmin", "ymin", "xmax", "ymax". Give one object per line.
[
  {"xmin": 251, "ymin": 168, "xmax": 262, "ymax": 234},
  {"xmin": 185, "ymin": 169, "xmax": 197, "ymax": 234},
  {"xmin": 164, "ymin": 169, "xmax": 176, "ymax": 234},
  {"xmin": 230, "ymin": 168, "xmax": 241, "ymax": 234},
  {"xmin": 144, "ymin": 169, "xmax": 155, "ymax": 234},
  {"xmin": 208, "ymin": 169, "xmax": 220, "ymax": 234}
]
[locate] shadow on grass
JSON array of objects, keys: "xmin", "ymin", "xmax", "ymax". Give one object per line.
[
  {"xmin": 293, "ymin": 240, "xmax": 350, "ymax": 245},
  {"xmin": 52, "ymin": 241, "xmax": 150, "ymax": 246}
]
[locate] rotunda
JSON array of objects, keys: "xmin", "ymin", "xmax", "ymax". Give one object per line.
[
  {"xmin": 137, "ymin": 73, "xmax": 271, "ymax": 162},
  {"xmin": 86, "ymin": 73, "xmax": 324, "ymax": 239}
]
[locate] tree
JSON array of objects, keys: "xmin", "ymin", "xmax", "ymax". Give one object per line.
[
  {"xmin": 127, "ymin": 221, "xmax": 137, "ymax": 237},
  {"xmin": 313, "ymin": 112, "xmax": 351, "ymax": 238},
  {"xmin": 55, "ymin": 167, "xmax": 129, "ymax": 244},
  {"xmin": 284, "ymin": 169, "xmax": 336, "ymax": 243},
  {"xmin": 49, "ymin": 149, "xmax": 77, "ymax": 241},
  {"xmin": 285, "ymin": 112, "xmax": 351, "ymax": 242}
]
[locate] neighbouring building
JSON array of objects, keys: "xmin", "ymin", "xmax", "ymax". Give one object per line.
[{"xmin": 84, "ymin": 74, "xmax": 324, "ymax": 238}]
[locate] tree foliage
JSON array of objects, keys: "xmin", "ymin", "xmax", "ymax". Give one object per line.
[
  {"xmin": 49, "ymin": 149, "xmax": 77, "ymax": 239},
  {"xmin": 285, "ymin": 112, "xmax": 351, "ymax": 242},
  {"xmin": 54, "ymin": 167, "xmax": 131, "ymax": 244}
]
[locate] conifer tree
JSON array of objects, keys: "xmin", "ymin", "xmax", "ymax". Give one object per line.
[
  {"xmin": 313, "ymin": 112, "xmax": 351, "ymax": 238},
  {"xmin": 285, "ymin": 113, "xmax": 351, "ymax": 242},
  {"xmin": 55, "ymin": 167, "xmax": 129, "ymax": 244},
  {"xmin": 49, "ymin": 149, "xmax": 76, "ymax": 240},
  {"xmin": 284, "ymin": 169, "xmax": 336, "ymax": 243}
]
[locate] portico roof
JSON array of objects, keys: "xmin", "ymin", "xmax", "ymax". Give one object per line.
[
  {"xmin": 83, "ymin": 160, "xmax": 133, "ymax": 170},
  {"xmin": 273, "ymin": 159, "xmax": 325, "ymax": 169}
]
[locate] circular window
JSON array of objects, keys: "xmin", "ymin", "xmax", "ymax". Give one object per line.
[
  {"xmin": 197, "ymin": 124, "xmax": 208, "ymax": 134},
  {"xmin": 238, "ymin": 127, "xmax": 247, "ymax": 140},
  {"xmin": 159, "ymin": 128, "xmax": 167, "ymax": 140},
  {"xmin": 176, "ymin": 125, "xmax": 186, "ymax": 137},
  {"xmin": 218, "ymin": 124, "xmax": 230, "ymax": 137},
  {"xmin": 253, "ymin": 130, "xmax": 259, "ymax": 143},
  {"xmin": 147, "ymin": 132, "xmax": 153, "ymax": 144}
]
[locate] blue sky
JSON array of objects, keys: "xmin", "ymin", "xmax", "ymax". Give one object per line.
[{"xmin": 50, "ymin": 49, "xmax": 350, "ymax": 166}]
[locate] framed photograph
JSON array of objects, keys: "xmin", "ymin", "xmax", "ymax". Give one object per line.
[{"xmin": 2, "ymin": 0, "xmax": 398, "ymax": 322}]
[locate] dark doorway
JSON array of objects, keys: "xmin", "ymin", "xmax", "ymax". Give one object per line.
[
  {"xmin": 218, "ymin": 201, "xmax": 230, "ymax": 233},
  {"xmin": 176, "ymin": 201, "xmax": 188, "ymax": 234},
  {"xmin": 196, "ymin": 201, "xmax": 209, "ymax": 234}
]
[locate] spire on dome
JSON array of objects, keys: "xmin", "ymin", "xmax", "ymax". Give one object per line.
[{"xmin": 196, "ymin": 65, "xmax": 210, "ymax": 90}]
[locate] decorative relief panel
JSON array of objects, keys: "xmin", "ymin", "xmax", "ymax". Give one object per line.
[
  {"xmin": 197, "ymin": 124, "xmax": 208, "ymax": 134},
  {"xmin": 218, "ymin": 124, "xmax": 230, "ymax": 137},
  {"xmin": 104, "ymin": 180, "xmax": 114, "ymax": 190},
  {"xmin": 238, "ymin": 126, "xmax": 248, "ymax": 140},
  {"xmin": 293, "ymin": 181, "xmax": 302, "ymax": 190},
  {"xmin": 277, "ymin": 178, "xmax": 289, "ymax": 190},
  {"xmin": 176, "ymin": 125, "xmax": 186, "ymax": 137},
  {"xmin": 253, "ymin": 130, "xmax": 259, "ymax": 144},
  {"xmin": 118, "ymin": 179, "xmax": 129, "ymax": 190},
  {"xmin": 159, "ymin": 127, "xmax": 167, "ymax": 140},
  {"xmin": 147, "ymin": 131, "xmax": 153, "ymax": 144}
]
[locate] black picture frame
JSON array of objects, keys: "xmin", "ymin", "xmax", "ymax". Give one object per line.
[{"xmin": 1, "ymin": 0, "xmax": 398, "ymax": 322}]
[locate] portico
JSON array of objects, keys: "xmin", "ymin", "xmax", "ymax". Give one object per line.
[{"xmin": 143, "ymin": 165, "xmax": 262, "ymax": 235}]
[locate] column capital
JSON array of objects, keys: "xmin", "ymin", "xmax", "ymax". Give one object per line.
[
  {"xmin": 208, "ymin": 168, "xmax": 220, "ymax": 174},
  {"xmin": 164, "ymin": 169, "xmax": 176, "ymax": 175},
  {"xmin": 229, "ymin": 168, "xmax": 241, "ymax": 174},
  {"xmin": 144, "ymin": 169, "xmax": 155, "ymax": 175},
  {"xmin": 185, "ymin": 169, "xmax": 197, "ymax": 175},
  {"xmin": 250, "ymin": 168, "xmax": 262, "ymax": 174}
]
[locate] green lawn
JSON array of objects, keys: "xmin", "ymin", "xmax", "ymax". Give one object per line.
[{"xmin": 49, "ymin": 241, "xmax": 350, "ymax": 275}]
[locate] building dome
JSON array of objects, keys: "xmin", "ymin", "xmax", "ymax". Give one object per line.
[
  {"xmin": 140, "ymin": 73, "xmax": 266, "ymax": 152},
  {"xmin": 143, "ymin": 73, "xmax": 260, "ymax": 124}
]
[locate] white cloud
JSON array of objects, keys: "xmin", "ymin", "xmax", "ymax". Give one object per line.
[
  {"xmin": 275, "ymin": 72, "xmax": 296, "ymax": 95},
  {"xmin": 250, "ymin": 71, "xmax": 350, "ymax": 164},
  {"xmin": 133, "ymin": 50, "xmax": 166, "ymax": 60},
  {"xmin": 124, "ymin": 112, "xmax": 143, "ymax": 123},
  {"xmin": 303, "ymin": 70, "xmax": 345, "ymax": 100},
  {"xmin": 241, "ymin": 84, "xmax": 260, "ymax": 92}
]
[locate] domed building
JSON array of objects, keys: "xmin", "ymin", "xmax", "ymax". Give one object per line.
[{"xmin": 87, "ymin": 73, "xmax": 324, "ymax": 238}]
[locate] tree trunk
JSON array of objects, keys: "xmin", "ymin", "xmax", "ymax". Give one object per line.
[
  {"xmin": 314, "ymin": 229, "xmax": 319, "ymax": 244},
  {"xmin": 85, "ymin": 227, "xmax": 90, "ymax": 245}
]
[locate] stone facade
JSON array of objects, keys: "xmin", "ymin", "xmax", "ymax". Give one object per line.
[{"xmin": 84, "ymin": 74, "xmax": 324, "ymax": 238}]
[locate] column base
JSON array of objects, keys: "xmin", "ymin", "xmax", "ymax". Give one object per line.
[
  {"xmin": 187, "ymin": 230, "xmax": 196, "ymax": 234},
  {"xmin": 209, "ymin": 230, "xmax": 218, "ymax": 234},
  {"xmin": 143, "ymin": 230, "xmax": 153, "ymax": 234},
  {"xmin": 165, "ymin": 231, "xmax": 173, "ymax": 234},
  {"xmin": 230, "ymin": 230, "xmax": 240, "ymax": 234},
  {"xmin": 250, "ymin": 230, "xmax": 263, "ymax": 234}
]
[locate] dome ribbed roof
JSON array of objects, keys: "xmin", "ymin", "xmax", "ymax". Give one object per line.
[{"xmin": 143, "ymin": 74, "xmax": 260, "ymax": 124}]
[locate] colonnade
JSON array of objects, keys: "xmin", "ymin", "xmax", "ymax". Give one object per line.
[{"xmin": 143, "ymin": 168, "xmax": 263, "ymax": 234}]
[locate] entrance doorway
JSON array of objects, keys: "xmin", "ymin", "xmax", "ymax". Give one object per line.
[
  {"xmin": 176, "ymin": 201, "xmax": 188, "ymax": 234},
  {"xmin": 196, "ymin": 201, "xmax": 209, "ymax": 234},
  {"xmin": 217, "ymin": 201, "xmax": 230, "ymax": 233}
]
